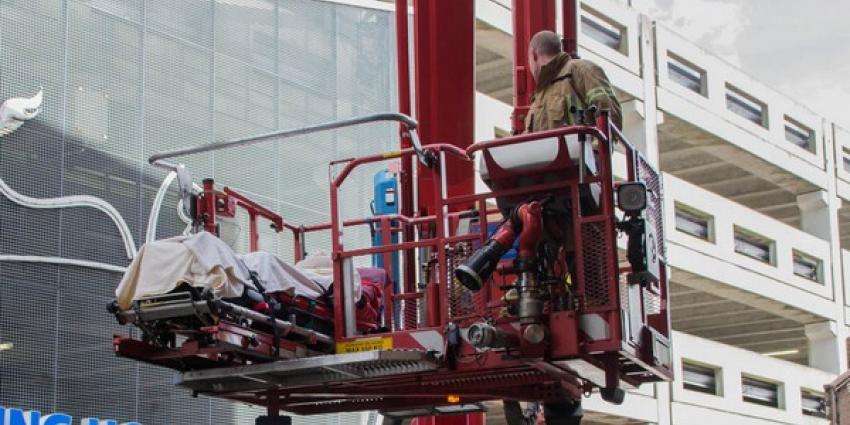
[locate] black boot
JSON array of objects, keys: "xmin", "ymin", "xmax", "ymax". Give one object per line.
[{"xmin": 542, "ymin": 399, "xmax": 583, "ymax": 425}]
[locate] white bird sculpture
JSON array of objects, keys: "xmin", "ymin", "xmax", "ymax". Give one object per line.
[{"xmin": 0, "ymin": 88, "xmax": 43, "ymax": 137}]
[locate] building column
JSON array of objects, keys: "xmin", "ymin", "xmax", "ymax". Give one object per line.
[
  {"xmin": 621, "ymin": 15, "xmax": 662, "ymax": 168},
  {"xmin": 806, "ymin": 321, "xmax": 843, "ymax": 374},
  {"xmin": 654, "ymin": 383, "xmax": 673, "ymax": 425},
  {"xmin": 797, "ymin": 190, "xmax": 832, "ymax": 241}
]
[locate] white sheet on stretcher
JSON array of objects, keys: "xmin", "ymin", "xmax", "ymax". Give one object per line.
[
  {"xmin": 115, "ymin": 232, "xmax": 360, "ymax": 310},
  {"xmin": 240, "ymin": 251, "xmax": 361, "ymax": 301}
]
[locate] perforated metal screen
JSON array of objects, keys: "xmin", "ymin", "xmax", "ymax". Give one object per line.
[{"xmin": 0, "ymin": 0, "xmax": 396, "ymax": 423}]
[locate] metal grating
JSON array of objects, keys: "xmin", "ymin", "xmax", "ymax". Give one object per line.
[
  {"xmin": 401, "ymin": 297, "xmax": 420, "ymax": 330},
  {"xmin": 446, "ymin": 241, "xmax": 485, "ymax": 322},
  {"xmin": 643, "ymin": 287, "xmax": 661, "ymax": 315},
  {"xmin": 581, "ymin": 220, "xmax": 611, "ymax": 309},
  {"xmin": 638, "ymin": 155, "xmax": 665, "ymax": 261},
  {"xmin": 636, "ymin": 156, "xmax": 663, "ymax": 315},
  {"xmin": 178, "ymin": 350, "xmax": 438, "ymax": 394}
]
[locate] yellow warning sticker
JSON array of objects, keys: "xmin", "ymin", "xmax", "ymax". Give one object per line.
[
  {"xmin": 382, "ymin": 150, "xmax": 402, "ymax": 159},
  {"xmin": 336, "ymin": 337, "xmax": 393, "ymax": 354}
]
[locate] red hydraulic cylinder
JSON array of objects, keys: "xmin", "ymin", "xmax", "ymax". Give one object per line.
[
  {"xmin": 511, "ymin": 0, "xmax": 556, "ymax": 134},
  {"xmin": 413, "ymin": 0, "xmax": 475, "ymax": 214},
  {"xmin": 562, "ymin": 0, "xmax": 579, "ymax": 57}
]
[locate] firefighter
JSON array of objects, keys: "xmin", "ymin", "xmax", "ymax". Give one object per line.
[
  {"xmin": 524, "ymin": 30, "xmax": 621, "ymax": 132},
  {"xmin": 501, "ymin": 30, "xmax": 622, "ymax": 425}
]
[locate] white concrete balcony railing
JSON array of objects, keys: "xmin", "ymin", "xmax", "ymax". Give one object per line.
[
  {"xmin": 576, "ymin": 0, "xmax": 643, "ymax": 97},
  {"xmin": 578, "ymin": 0, "xmax": 640, "ymax": 74},
  {"xmin": 654, "ymin": 23, "xmax": 830, "ymax": 189},
  {"xmin": 663, "ymin": 173, "xmax": 836, "ymax": 316},
  {"xmin": 672, "ymin": 331, "xmax": 833, "ymax": 425}
]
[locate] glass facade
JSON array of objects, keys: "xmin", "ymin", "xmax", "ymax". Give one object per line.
[{"xmin": 0, "ymin": 0, "xmax": 397, "ymax": 423}]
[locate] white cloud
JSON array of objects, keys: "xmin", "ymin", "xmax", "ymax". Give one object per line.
[
  {"xmin": 775, "ymin": 65, "xmax": 850, "ymax": 130},
  {"xmin": 634, "ymin": 0, "xmax": 848, "ymax": 129},
  {"xmin": 637, "ymin": 0, "xmax": 748, "ymax": 65}
]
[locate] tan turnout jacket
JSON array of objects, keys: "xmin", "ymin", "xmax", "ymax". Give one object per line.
[{"xmin": 524, "ymin": 53, "xmax": 622, "ymax": 133}]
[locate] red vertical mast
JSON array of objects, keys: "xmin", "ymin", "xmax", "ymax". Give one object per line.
[
  {"xmin": 413, "ymin": 0, "xmax": 476, "ymax": 213},
  {"xmin": 511, "ymin": 0, "xmax": 556, "ymax": 134},
  {"xmin": 395, "ymin": 0, "xmax": 417, "ymax": 296}
]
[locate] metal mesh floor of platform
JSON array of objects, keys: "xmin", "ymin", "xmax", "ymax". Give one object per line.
[{"xmin": 177, "ymin": 350, "xmax": 439, "ymax": 394}]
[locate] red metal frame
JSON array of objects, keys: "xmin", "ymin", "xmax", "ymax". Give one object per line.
[
  {"xmin": 413, "ymin": 0, "xmax": 475, "ymax": 214},
  {"xmin": 510, "ymin": 0, "xmax": 580, "ymax": 133},
  {"xmin": 206, "ymin": 116, "xmax": 663, "ymax": 379},
  {"xmin": 125, "ymin": 121, "xmax": 670, "ymax": 417},
  {"xmin": 196, "ymin": 180, "xmax": 287, "ymax": 252},
  {"xmin": 511, "ymin": 0, "xmax": 556, "ymax": 134},
  {"xmin": 222, "ymin": 187, "xmax": 284, "ymax": 252},
  {"xmin": 562, "ymin": 0, "xmax": 579, "ymax": 57},
  {"xmin": 412, "ymin": 415, "xmax": 485, "ymax": 425},
  {"xmin": 113, "ymin": 321, "xmax": 309, "ymax": 371},
  {"xmin": 395, "ymin": 0, "xmax": 418, "ymax": 300},
  {"xmin": 116, "ymin": 0, "xmax": 674, "ymax": 419}
]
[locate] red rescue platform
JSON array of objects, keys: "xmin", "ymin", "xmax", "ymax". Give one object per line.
[
  {"xmin": 111, "ymin": 0, "xmax": 672, "ymax": 421},
  {"xmin": 112, "ymin": 112, "xmax": 672, "ymax": 419}
]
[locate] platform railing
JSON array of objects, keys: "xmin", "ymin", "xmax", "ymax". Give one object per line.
[
  {"xmin": 147, "ymin": 112, "xmax": 434, "ymax": 169},
  {"xmin": 322, "ymin": 116, "xmax": 673, "ymax": 388},
  {"xmin": 148, "ymin": 111, "xmax": 668, "ymax": 368}
]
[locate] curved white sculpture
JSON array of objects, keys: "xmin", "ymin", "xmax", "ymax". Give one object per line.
[
  {"xmin": 0, "ymin": 89, "xmax": 43, "ymax": 137},
  {"xmin": 146, "ymin": 171, "xmax": 178, "ymax": 244},
  {"xmin": 0, "ymin": 88, "xmax": 138, "ymax": 260},
  {"xmin": 0, "ymin": 177, "xmax": 138, "ymax": 259},
  {"xmin": 0, "ymin": 254, "xmax": 127, "ymax": 273}
]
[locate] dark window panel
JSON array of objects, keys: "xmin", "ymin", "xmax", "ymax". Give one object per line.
[
  {"xmin": 726, "ymin": 85, "xmax": 767, "ymax": 128},
  {"xmin": 683, "ymin": 362, "xmax": 720, "ymax": 395},
  {"xmin": 668, "ymin": 53, "xmax": 705, "ymax": 96},
  {"xmin": 742, "ymin": 376, "xmax": 781, "ymax": 408},
  {"xmin": 734, "ymin": 228, "xmax": 774, "ymax": 265}
]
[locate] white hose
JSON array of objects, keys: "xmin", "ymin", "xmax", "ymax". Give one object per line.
[
  {"xmin": 0, "ymin": 177, "xmax": 137, "ymax": 259},
  {"xmin": 175, "ymin": 183, "xmax": 202, "ymax": 236},
  {"xmin": 177, "ymin": 197, "xmax": 194, "ymax": 224},
  {"xmin": 146, "ymin": 171, "xmax": 177, "ymax": 244},
  {"xmin": 0, "ymin": 255, "xmax": 127, "ymax": 273}
]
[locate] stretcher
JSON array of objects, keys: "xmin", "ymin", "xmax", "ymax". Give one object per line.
[{"xmin": 110, "ymin": 231, "xmax": 386, "ymax": 370}]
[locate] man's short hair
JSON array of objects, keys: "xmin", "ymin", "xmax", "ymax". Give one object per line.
[{"xmin": 530, "ymin": 31, "xmax": 563, "ymax": 57}]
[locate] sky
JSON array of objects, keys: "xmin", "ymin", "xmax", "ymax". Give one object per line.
[{"xmin": 631, "ymin": 0, "xmax": 850, "ymax": 129}]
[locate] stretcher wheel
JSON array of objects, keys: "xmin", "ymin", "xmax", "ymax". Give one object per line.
[{"xmin": 256, "ymin": 415, "xmax": 292, "ymax": 425}]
